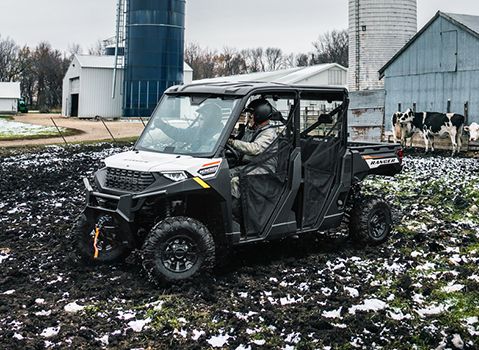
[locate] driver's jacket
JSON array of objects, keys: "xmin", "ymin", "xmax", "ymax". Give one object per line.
[{"xmin": 229, "ymin": 124, "xmax": 277, "ymax": 174}]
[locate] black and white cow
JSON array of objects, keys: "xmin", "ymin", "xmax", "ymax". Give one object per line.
[
  {"xmin": 399, "ymin": 109, "xmax": 465, "ymax": 155},
  {"xmin": 395, "ymin": 109, "xmax": 421, "ymax": 148}
]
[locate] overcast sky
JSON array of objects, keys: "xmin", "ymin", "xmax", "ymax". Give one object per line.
[{"xmin": 1, "ymin": 0, "xmax": 479, "ymax": 54}]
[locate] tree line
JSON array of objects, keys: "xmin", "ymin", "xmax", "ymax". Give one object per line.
[
  {"xmin": 0, "ymin": 29, "xmax": 348, "ymax": 109},
  {"xmin": 0, "ymin": 36, "xmax": 71, "ymax": 111},
  {"xmin": 185, "ymin": 29, "xmax": 348, "ymax": 80}
]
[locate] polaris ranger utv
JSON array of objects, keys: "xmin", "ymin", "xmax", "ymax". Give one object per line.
[{"xmin": 74, "ymin": 82, "xmax": 403, "ymax": 284}]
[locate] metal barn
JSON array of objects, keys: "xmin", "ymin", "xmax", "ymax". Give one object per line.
[
  {"xmin": 380, "ymin": 11, "xmax": 479, "ymax": 129},
  {"xmin": 0, "ymin": 82, "xmax": 21, "ymax": 114},
  {"xmin": 62, "ymin": 55, "xmax": 193, "ymax": 118}
]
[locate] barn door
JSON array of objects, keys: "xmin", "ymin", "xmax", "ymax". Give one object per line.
[{"xmin": 441, "ymin": 30, "xmax": 457, "ymax": 72}]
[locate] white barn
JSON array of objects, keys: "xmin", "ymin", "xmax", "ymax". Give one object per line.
[
  {"xmin": 193, "ymin": 63, "xmax": 348, "ymax": 86},
  {"xmin": 0, "ymin": 82, "xmax": 21, "ymax": 114},
  {"xmin": 62, "ymin": 55, "xmax": 194, "ymax": 118}
]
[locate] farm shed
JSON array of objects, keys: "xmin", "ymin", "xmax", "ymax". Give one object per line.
[
  {"xmin": 0, "ymin": 82, "xmax": 21, "ymax": 114},
  {"xmin": 62, "ymin": 55, "xmax": 193, "ymax": 118},
  {"xmin": 379, "ymin": 11, "xmax": 479, "ymax": 130},
  {"xmin": 193, "ymin": 63, "xmax": 348, "ymax": 87}
]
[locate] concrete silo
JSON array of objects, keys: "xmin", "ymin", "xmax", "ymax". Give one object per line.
[
  {"xmin": 348, "ymin": 0, "xmax": 417, "ymax": 91},
  {"xmin": 123, "ymin": 0, "xmax": 186, "ymax": 117}
]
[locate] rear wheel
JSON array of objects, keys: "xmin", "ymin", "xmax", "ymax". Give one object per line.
[
  {"xmin": 73, "ymin": 214, "xmax": 132, "ymax": 264},
  {"xmin": 142, "ymin": 217, "xmax": 215, "ymax": 285},
  {"xmin": 349, "ymin": 196, "xmax": 392, "ymax": 245}
]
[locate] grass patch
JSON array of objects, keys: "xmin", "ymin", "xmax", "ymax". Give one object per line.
[
  {"xmin": 0, "ymin": 127, "xmax": 83, "ymax": 141},
  {"xmin": 0, "ymin": 115, "xmax": 14, "ymax": 120}
]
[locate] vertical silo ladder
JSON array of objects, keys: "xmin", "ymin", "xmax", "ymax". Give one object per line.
[{"xmin": 112, "ymin": 0, "xmax": 127, "ymax": 99}]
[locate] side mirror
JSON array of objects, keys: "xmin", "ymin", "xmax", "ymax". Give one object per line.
[{"xmin": 318, "ymin": 114, "xmax": 333, "ymax": 125}]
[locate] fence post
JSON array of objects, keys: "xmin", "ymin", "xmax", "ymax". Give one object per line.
[
  {"xmin": 50, "ymin": 118, "xmax": 68, "ymax": 146},
  {"xmin": 100, "ymin": 117, "xmax": 117, "ymax": 142},
  {"xmin": 464, "ymin": 101, "xmax": 469, "ymax": 124}
]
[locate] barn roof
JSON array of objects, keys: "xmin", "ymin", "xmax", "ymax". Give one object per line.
[
  {"xmin": 0, "ymin": 82, "xmax": 21, "ymax": 99},
  {"xmin": 379, "ymin": 11, "xmax": 479, "ymax": 78},
  {"xmin": 193, "ymin": 63, "xmax": 347, "ymax": 85}
]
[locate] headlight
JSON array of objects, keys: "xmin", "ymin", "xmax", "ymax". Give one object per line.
[{"xmin": 162, "ymin": 171, "xmax": 188, "ymax": 182}]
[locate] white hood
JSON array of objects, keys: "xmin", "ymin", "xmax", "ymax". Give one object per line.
[{"xmin": 104, "ymin": 151, "xmax": 222, "ymax": 178}]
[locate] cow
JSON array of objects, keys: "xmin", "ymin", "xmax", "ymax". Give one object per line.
[
  {"xmin": 399, "ymin": 109, "xmax": 465, "ymax": 155},
  {"xmin": 391, "ymin": 112, "xmax": 403, "ymax": 144},
  {"xmin": 464, "ymin": 122, "xmax": 479, "ymax": 142},
  {"xmin": 395, "ymin": 108, "xmax": 422, "ymax": 148}
]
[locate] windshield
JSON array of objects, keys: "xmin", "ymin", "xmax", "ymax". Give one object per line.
[{"xmin": 136, "ymin": 95, "xmax": 240, "ymax": 155}]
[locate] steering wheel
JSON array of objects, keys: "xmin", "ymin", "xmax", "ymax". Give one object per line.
[{"xmin": 225, "ymin": 143, "xmax": 241, "ymax": 162}]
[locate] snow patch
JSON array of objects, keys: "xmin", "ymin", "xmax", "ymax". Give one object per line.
[
  {"xmin": 40, "ymin": 326, "xmax": 60, "ymax": 338},
  {"xmin": 349, "ymin": 299, "xmax": 388, "ymax": 314},
  {"xmin": 64, "ymin": 301, "xmax": 85, "ymax": 313},
  {"xmin": 128, "ymin": 318, "xmax": 151, "ymax": 332},
  {"xmin": 35, "ymin": 310, "xmax": 52, "ymax": 317},
  {"xmin": 207, "ymin": 334, "xmax": 231, "ymax": 347},
  {"xmin": 322, "ymin": 307, "xmax": 342, "ymax": 319},
  {"xmin": 452, "ymin": 334, "xmax": 464, "ymax": 349},
  {"xmin": 344, "ymin": 287, "xmax": 359, "ymax": 298}
]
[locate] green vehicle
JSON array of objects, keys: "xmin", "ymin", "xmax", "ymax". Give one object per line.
[{"xmin": 18, "ymin": 99, "xmax": 28, "ymax": 113}]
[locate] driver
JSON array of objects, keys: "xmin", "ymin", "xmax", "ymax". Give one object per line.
[
  {"xmin": 228, "ymin": 99, "xmax": 277, "ymax": 200},
  {"xmin": 155, "ymin": 102, "xmax": 223, "ymax": 150}
]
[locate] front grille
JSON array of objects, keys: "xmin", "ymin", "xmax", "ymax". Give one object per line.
[{"xmin": 106, "ymin": 167, "xmax": 155, "ymax": 192}]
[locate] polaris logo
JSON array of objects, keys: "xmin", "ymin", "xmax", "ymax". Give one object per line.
[{"xmin": 365, "ymin": 157, "xmax": 399, "ymax": 169}]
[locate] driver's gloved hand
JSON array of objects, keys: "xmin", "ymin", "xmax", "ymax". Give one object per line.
[{"xmin": 227, "ymin": 138, "xmax": 235, "ymax": 146}]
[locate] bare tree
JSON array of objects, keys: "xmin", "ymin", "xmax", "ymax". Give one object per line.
[
  {"xmin": 295, "ymin": 53, "xmax": 310, "ymax": 67},
  {"xmin": 215, "ymin": 47, "xmax": 247, "ymax": 77},
  {"xmin": 88, "ymin": 39, "xmax": 103, "ymax": 56},
  {"xmin": 0, "ymin": 35, "xmax": 20, "ymax": 81},
  {"xmin": 68, "ymin": 43, "xmax": 83, "ymax": 59},
  {"xmin": 311, "ymin": 29, "xmax": 349, "ymax": 67},
  {"xmin": 265, "ymin": 48, "xmax": 283, "ymax": 71},
  {"xmin": 34, "ymin": 42, "xmax": 70, "ymax": 110},
  {"xmin": 184, "ymin": 42, "xmax": 217, "ymax": 80},
  {"xmin": 241, "ymin": 48, "xmax": 265, "ymax": 73},
  {"xmin": 282, "ymin": 53, "xmax": 296, "ymax": 69}
]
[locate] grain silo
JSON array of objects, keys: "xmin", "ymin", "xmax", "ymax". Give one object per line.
[
  {"xmin": 348, "ymin": 0, "xmax": 417, "ymax": 91},
  {"xmin": 123, "ymin": 0, "xmax": 186, "ymax": 117}
]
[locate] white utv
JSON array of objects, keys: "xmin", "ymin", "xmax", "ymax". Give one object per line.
[{"xmin": 74, "ymin": 82, "xmax": 403, "ymax": 285}]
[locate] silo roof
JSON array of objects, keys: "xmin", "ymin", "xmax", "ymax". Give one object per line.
[{"xmin": 0, "ymin": 82, "xmax": 21, "ymax": 99}]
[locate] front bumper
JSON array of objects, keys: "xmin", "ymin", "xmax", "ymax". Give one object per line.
[{"xmin": 83, "ymin": 178, "xmax": 167, "ymax": 223}]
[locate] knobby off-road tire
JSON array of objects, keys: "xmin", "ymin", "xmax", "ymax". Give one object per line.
[
  {"xmin": 73, "ymin": 214, "xmax": 133, "ymax": 265},
  {"xmin": 141, "ymin": 217, "xmax": 215, "ymax": 285},
  {"xmin": 349, "ymin": 196, "xmax": 392, "ymax": 245}
]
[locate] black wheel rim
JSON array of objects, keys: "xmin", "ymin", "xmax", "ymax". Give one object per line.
[
  {"xmin": 369, "ymin": 211, "xmax": 388, "ymax": 239},
  {"xmin": 160, "ymin": 235, "xmax": 199, "ymax": 273}
]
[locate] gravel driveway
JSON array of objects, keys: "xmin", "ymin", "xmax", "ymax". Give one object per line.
[{"xmin": 0, "ymin": 115, "xmax": 144, "ymax": 147}]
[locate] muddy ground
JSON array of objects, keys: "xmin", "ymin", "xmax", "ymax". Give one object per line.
[{"xmin": 0, "ymin": 144, "xmax": 478, "ymax": 349}]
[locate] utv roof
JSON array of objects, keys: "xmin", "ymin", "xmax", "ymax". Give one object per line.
[{"xmin": 166, "ymin": 81, "xmax": 348, "ymax": 97}]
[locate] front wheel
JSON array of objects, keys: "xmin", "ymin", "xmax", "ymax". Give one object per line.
[
  {"xmin": 141, "ymin": 217, "xmax": 215, "ymax": 285},
  {"xmin": 349, "ymin": 196, "xmax": 392, "ymax": 245},
  {"xmin": 73, "ymin": 214, "xmax": 133, "ymax": 264}
]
